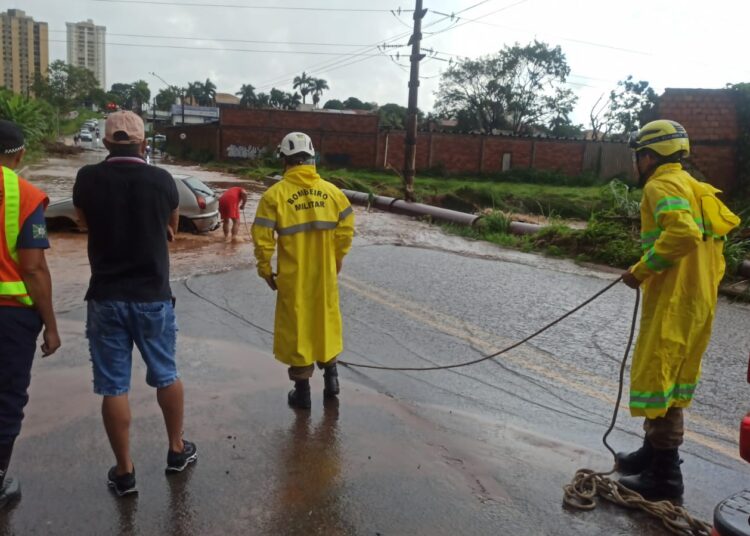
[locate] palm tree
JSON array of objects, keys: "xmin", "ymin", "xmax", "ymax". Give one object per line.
[
  {"xmin": 202, "ymin": 78, "xmax": 217, "ymax": 106},
  {"xmin": 236, "ymin": 83, "xmax": 256, "ymax": 108},
  {"xmin": 269, "ymin": 88, "xmax": 285, "ymax": 109},
  {"xmin": 255, "ymin": 92, "xmax": 270, "ymax": 108},
  {"xmin": 185, "ymin": 82, "xmax": 203, "ymax": 106},
  {"xmin": 311, "ymin": 78, "xmax": 329, "ymax": 108},
  {"xmin": 285, "ymin": 91, "xmax": 302, "ymax": 110},
  {"xmin": 292, "ymin": 72, "xmax": 313, "ymax": 104}
]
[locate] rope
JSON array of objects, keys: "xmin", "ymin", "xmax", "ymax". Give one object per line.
[
  {"xmin": 562, "ymin": 287, "xmax": 713, "ymax": 535},
  {"xmin": 183, "ymin": 269, "xmax": 714, "ymax": 533},
  {"xmin": 338, "ymin": 277, "xmax": 623, "ymax": 371}
]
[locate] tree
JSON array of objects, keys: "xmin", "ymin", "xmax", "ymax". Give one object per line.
[
  {"xmin": 236, "ymin": 83, "xmax": 256, "ymax": 107},
  {"xmin": 283, "ymin": 91, "xmax": 301, "ymax": 110},
  {"xmin": 201, "ymin": 78, "xmax": 217, "ymax": 106},
  {"xmin": 293, "ymin": 72, "xmax": 313, "ymax": 104},
  {"xmin": 269, "ymin": 88, "xmax": 286, "ymax": 109},
  {"xmin": 129, "ymin": 80, "xmax": 151, "ymax": 114},
  {"xmin": 108, "ymin": 83, "xmax": 133, "ymax": 109},
  {"xmin": 342, "ymin": 97, "xmax": 374, "ymax": 111},
  {"xmin": 254, "ymin": 92, "xmax": 271, "ymax": 108},
  {"xmin": 184, "ymin": 81, "xmax": 203, "ymax": 106},
  {"xmin": 323, "ymin": 99, "xmax": 344, "ymax": 110},
  {"xmin": 607, "ymin": 76, "xmax": 657, "ymax": 137},
  {"xmin": 32, "ymin": 60, "xmax": 101, "ymax": 112},
  {"xmin": 434, "ymin": 41, "xmax": 576, "ymax": 134},
  {"xmin": 311, "ymin": 78, "xmax": 329, "ymax": 108},
  {"xmin": 589, "ymin": 76, "xmax": 657, "ymax": 140},
  {"xmin": 155, "ymin": 86, "xmax": 179, "ymax": 111},
  {"xmin": 377, "ymin": 103, "xmax": 424, "ymax": 129}
]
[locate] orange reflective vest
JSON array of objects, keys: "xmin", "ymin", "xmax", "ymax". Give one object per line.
[{"xmin": 0, "ymin": 166, "xmax": 48, "ymax": 307}]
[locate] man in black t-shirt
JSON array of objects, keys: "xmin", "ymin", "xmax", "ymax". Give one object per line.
[{"xmin": 73, "ymin": 111, "xmax": 197, "ymax": 497}]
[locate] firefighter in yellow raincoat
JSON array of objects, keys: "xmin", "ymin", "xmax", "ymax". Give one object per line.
[
  {"xmin": 617, "ymin": 120, "xmax": 739, "ymax": 500},
  {"xmin": 251, "ymin": 132, "xmax": 355, "ymax": 410}
]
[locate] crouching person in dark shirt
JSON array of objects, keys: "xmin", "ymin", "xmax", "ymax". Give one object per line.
[{"xmin": 73, "ymin": 111, "xmax": 197, "ymax": 498}]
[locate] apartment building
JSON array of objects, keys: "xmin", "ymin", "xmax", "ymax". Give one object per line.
[
  {"xmin": 66, "ymin": 19, "xmax": 106, "ymax": 88},
  {"xmin": 0, "ymin": 9, "xmax": 49, "ymax": 95}
]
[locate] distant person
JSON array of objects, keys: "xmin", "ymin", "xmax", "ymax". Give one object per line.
[
  {"xmin": 0, "ymin": 120, "xmax": 60, "ymax": 508},
  {"xmin": 73, "ymin": 133, "xmax": 80, "ymax": 146},
  {"xmin": 218, "ymin": 186, "xmax": 248, "ymax": 243},
  {"xmin": 73, "ymin": 111, "xmax": 197, "ymax": 497},
  {"xmin": 252, "ymin": 132, "xmax": 354, "ymax": 409},
  {"xmin": 617, "ymin": 120, "xmax": 739, "ymax": 500},
  {"xmin": 145, "ymin": 144, "xmax": 152, "ymax": 165}
]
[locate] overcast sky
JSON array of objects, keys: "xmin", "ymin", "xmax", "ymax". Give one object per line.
[{"xmin": 10, "ymin": 0, "xmax": 750, "ymax": 125}]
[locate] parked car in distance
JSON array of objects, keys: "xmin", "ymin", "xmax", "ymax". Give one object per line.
[
  {"xmin": 45, "ymin": 174, "xmax": 220, "ymax": 234},
  {"xmin": 79, "ymin": 130, "xmax": 93, "ymax": 142}
]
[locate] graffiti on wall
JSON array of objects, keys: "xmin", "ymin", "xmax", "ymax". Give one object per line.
[{"xmin": 226, "ymin": 144, "xmax": 263, "ymax": 159}]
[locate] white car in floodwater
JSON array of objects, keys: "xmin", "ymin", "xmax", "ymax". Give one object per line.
[{"xmin": 45, "ymin": 174, "xmax": 220, "ymax": 234}]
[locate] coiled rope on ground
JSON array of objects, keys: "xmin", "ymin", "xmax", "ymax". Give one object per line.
[{"xmin": 184, "ymin": 273, "xmax": 714, "ymax": 533}]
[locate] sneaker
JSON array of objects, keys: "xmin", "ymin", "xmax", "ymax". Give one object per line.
[
  {"xmin": 166, "ymin": 440, "xmax": 198, "ymax": 474},
  {"xmin": 107, "ymin": 466, "xmax": 137, "ymax": 497},
  {"xmin": 0, "ymin": 474, "xmax": 21, "ymax": 509}
]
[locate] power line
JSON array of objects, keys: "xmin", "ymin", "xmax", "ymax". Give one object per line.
[
  {"xmin": 46, "ymin": 39, "xmax": 386, "ymax": 57},
  {"xmin": 48, "ymin": 30, "xmax": 376, "ymax": 48},
  {"xmin": 91, "ymin": 0, "xmax": 413, "ymax": 12},
  {"xmin": 254, "ymin": 1, "xmax": 505, "ymax": 91},
  {"xmin": 426, "ymin": 0, "xmax": 530, "ymax": 38}
]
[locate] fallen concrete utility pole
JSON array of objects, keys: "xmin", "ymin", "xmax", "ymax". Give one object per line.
[
  {"xmin": 265, "ymin": 175, "xmax": 481, "ymax": 227},
  {"xmin": 263, "ymin": 175, "xmax": 750, "ymax": 278}
]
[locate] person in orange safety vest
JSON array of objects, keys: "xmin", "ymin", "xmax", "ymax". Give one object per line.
[{"xmin": 0, "ymin": 120, "xmax": 60, "ymax": 509}]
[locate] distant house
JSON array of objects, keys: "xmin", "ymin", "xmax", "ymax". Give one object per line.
[{"xmin": 215, "ymin": 92, "xmax": 240, "ymax": 108}]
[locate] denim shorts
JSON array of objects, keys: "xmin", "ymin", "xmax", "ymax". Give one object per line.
[{"xmin": 86, "ymin": 300, "xmax": 179, "ymax": 396}]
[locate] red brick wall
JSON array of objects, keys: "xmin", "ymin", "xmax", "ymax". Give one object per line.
[
  {"xmin": 656, "ymin": 88, "xmax": 739, "ymax": 191},
  {"xmin": 218, "ymin": 108, "xmax": 379, "ymax": 167},
  {"xmin": 165, "ymin": 124, "xmax": 219, "ymax": 157},
  {"xmin": 378, "ymin": 131, "xmax": 588, "ymax": 176}
]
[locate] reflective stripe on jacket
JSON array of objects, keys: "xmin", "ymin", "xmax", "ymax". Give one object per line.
[
  {"xmin": 251, "ymin": 165, "xmax": 355, "ymax": 367},
  {"xmin": 629, "ymin": 163, "xmax": 729, "ymax": 418},
  {"xmin": 0, "ymin": 167, "xmax": 48, "ymax": 307}
]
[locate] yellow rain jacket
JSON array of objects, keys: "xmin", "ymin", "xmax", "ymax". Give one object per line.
[
  {"xmin": 251, "ymin": 165, "xmax": 355, "ymax": 367},
  {"xmin": 629, "ymin": 163, "xmax": 736, "ymax": 418}
]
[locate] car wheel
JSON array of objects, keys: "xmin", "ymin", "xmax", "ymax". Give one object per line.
[{"xmin": 178, "ymin": 216, "xmax": 198, "ymax": 234}]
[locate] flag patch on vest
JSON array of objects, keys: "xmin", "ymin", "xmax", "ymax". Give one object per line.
[{"xmin": 32, "ymin": 224, "xmax": 47, "ymax": 239}]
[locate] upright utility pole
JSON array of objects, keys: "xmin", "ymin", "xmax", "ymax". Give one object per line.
[{"xmin": 402, "ymin": 0, "xmax": 427, "ymax": 202}]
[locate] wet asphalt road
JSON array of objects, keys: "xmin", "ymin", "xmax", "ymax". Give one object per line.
[{"xmin": 6, "ymin": 154, "xmax": 750, "ymax": 535}]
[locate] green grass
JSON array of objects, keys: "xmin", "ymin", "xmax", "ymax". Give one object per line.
[
  {"xmin": 201, "ymin": 161, "xmax": 749, "ymax": 271},
  {"xmin": 210, "ymin": 164, "xmax": 615, "ymax": 220}
]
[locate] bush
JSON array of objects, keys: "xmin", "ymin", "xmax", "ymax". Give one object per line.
[{"xmin": 0, "ymin": 91, "xmax": 55, "ymax": 149}]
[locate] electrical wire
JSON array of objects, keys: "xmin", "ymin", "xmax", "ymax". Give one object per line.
[
  {"xmin": 91, "ymin": 0, "xmax": 413, "ymax": 12},
  {"xmin": 46, "ymin": 39, "xmax": 387, "ymax": 57},
  {"xmin": 337, "ymin": 277, "xmax": 625, "ymax": 371}
]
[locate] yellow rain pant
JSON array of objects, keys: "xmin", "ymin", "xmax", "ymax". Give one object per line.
[
  {"xmin": 629, "ymin": 163, "xmax": 729, "ymax": 419},
  {"xmin": 251, "ymin": 165, "xmax": 355, "ymax": 368}
]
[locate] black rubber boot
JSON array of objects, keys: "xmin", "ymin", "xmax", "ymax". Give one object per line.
[
  {"xmin": 323, "ymin": 364, "xmax": 340, "ymax": 398},
  {"xmin": 287, "ymin": 380, "xmax": 311, "ymax": 410},
  {"xmin": 618, "ymin": 448, "xmax": 684, "ymax": 500},
  {"xmin": 0, "ymin": 469, "xmax": 20, "ymax": 510},
  {"xmin": 615, "ymin": 438, "xmax": 654, "ymax": 476}
]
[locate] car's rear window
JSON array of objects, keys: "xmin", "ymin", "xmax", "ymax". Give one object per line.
[{"xmin": 182, "ymin": 177, "xmax": 214, "ymax": 197}]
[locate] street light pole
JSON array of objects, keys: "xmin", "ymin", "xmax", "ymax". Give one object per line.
[{"xmin": 149, "ymin": 71, "xmax": 184, "ymax": 125}]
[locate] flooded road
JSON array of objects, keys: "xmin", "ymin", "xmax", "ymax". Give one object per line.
[{"xmin": 5, "ymin": 151, "xmax": 748, "ymax": 535}]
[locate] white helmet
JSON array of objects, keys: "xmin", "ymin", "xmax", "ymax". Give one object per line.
[{"xmin": 278, "ymin": 132, "xmax": 315, "ymax": 158}]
